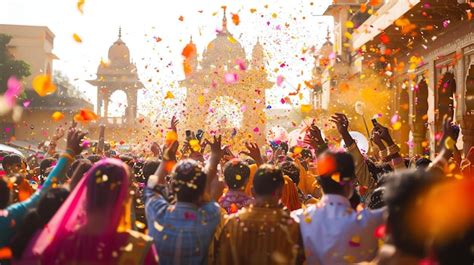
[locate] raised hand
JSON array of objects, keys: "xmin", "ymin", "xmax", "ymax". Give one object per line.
[
  {"xmin": 240, "ymin": 142, "xmax": 264, "ymax": 166},
  {"xmin": 330, "ymin": 113, "xmax": 349, "ymax": 135},
  {"xmin": 330, "ymin": 113, "xmax": 354, "ymax": 146},
  {"xmin": 66, "ymin": 125, "xmax": 88, "ymax": 156},
  {"xmin": 205, "ymin": 135, "xmax": 224, "ymax": 162},
  {"xmin": 162, "ymin": 141, "xmax": 179, "ymax": 161},
  {"xmin": 440, "ymin": 116, "xmax": 459, "ymax": 151},
  {"xmin": 374, "ymin": 122, "xmax": 394, "ymax": 146},
  {"xmin": 150, "ymin": 142, "xmax": 161, "ymax": 157},
  {"xmin": 370, "ymin": 127, "xmax": 386, "ymax": 150},
  {"xmin": 52, "ymin": 127, "xmax": 66, "ymax": 142},
  {"xmin": 170, "ymin": 116, "xmax": 179, "ymax": 133},
  {"xmin": 308, "ymin": 119, "xmax": 325, "ymax": 143}
]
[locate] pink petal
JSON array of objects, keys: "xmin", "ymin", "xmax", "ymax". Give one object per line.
[
  {"xmin": 6, "ymin": 76, "xmax": 22, "ymax": 107},
  {"xmin": 224, "ymin": 73, "xmax": 238, "ymax": 84},
  {"xmin": 276, "ymin": 75, "xmax": 284, "ymax": 86}
]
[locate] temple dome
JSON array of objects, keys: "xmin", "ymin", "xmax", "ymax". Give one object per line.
[
  {"xmin": 107, "ymin": 28, "xmax": 130, "ymax": 66},
  {"xmin": 200, "ymin": 10, "xmax": 246, "ymax": 70}
]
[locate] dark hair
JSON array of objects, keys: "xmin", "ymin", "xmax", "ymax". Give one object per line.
[
  {"xmin": 67, "ymin": 159, "xmax": 92, "ymax": 178},
  {"xmin": 142, "ymin": 160, "xmax": 160, "ymax": 183},
  {"xmin": 317, "ymin": 152, "xmax": 355, "ymax": 195},
  {"xmin": 244, "ymin": 158, "xmax": 256, "ymax": 165},
  {"xmin": 39, "ymin": 158, "xmax": 56, "ymax": 176},
  {"xmin": 2, "ymin": 154, "xmax": 22, "ymax": 173},
  {"xmin": 415, "ymin": 157, "xmax": 431, "ymax": 169},
  {"xmin": 366, "ymin": 160, "xmax": 392, "ymax": 183},
  {"xmin": 279, "ymin": 161, "xmax": 300, "ymax": 185},
  {"xmin": 172, "ymin": 159, "xmax": 207, "ymax": 203},
  {"xmin": 383, "ymin": 169, "xmax": 443, "ymax": 258},
  {"xmin": 10, "ymin": 188, "xmax": 70, "ymax": 259},
  {"xmin": 86, "ymin": 154, "xmax": 101, "ymax": 163},
  {"xmin": 434, "ymin": 227, "xmax": 474, "ymax": 265},
  {"xmin": 119, "ymin": 155, "xmax": 134, "ymax": 169},
  {"xmin": 0, "ymin": 178, "xmax": 9, "ymax": 209},
  {"xmin": 253, "ymin": 164, "xmax": 284, "ymax": 196},
  {"xmin": 223, "ymin": 159, "xmax": 250, "ymax": 190}
]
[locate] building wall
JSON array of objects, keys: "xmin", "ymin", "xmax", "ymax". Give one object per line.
[{"xmin": 0, "ymin": 24, "xmax": 57, "ymax": 86}]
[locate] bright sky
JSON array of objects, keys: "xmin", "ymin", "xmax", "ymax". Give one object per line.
[{"xmin": 0, "ymin": 0, "xmax": 333, "ymax": 118}]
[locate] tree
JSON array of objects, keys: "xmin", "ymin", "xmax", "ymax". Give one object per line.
[{"xmin": 0, "ymin": 34, "xmax": 31, "ymax": 93}]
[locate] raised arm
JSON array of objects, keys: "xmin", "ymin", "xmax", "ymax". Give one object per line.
[
  {"xmin": 240, "ymin": 142, "xmax": 264, "ymax": 166},
  {"xmin": 304, "ymin": 120, "xmax": 328, "ymax": 157},
  {"xmin": 205, "ymin": 135, "xmax": 224, "ymax": 201},
  {"xmin": 429, "ymin": 116, "xmax": 459, "ymax": 172},
  {"xmin": 372, "ymin": 122, "xmax": 406, "ymax": 171},
  {"xmin": 46, "ymin": 127, "xmax": 65, "ymax": 157},
  {"xmin": 330, "ymin": 113, "xmax": 376, "ymax": 194},
  {"xmin": 1, "ymin": 124, "xmax": 86, "ymax": 247}
]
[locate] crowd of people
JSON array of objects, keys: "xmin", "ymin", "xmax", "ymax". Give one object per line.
[{"xmin": 0, "ymin": 114, "xmax": 472, "ymax": 265}]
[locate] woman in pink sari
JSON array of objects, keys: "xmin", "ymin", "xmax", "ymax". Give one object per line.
[{"xmin": 19, "ymin": 158, "xmax": 158, "ymax": 265}]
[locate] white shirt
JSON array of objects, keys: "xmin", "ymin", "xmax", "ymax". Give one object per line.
[{"xmin": 292, "ymin": 194, "xmax": 385, "ymax": 265}]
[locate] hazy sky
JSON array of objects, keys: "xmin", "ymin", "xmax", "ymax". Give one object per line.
[{"xmin": 0, "ymin": 0, "xmax": 333, "ymax": 118}]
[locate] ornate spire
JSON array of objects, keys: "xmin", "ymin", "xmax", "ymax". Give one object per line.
[
  {"xmin": 221, "ymin": 6, "xmax": 227, "ymax": 33},
  {"xmin": 189, "ymin": 35, "xmax": 193, "ymax": 43},
  {"xmin": 118, "ymin": 26, "xmax": 122, "ymax": 39},
  {"xmin": 325, "ymin": 27, "xmax": 331, "ymax": 43}
]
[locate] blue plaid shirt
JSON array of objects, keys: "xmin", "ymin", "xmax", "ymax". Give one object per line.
[{"xmin": 144, "ymin": 187, "xmax": 221, "ymax": 265}]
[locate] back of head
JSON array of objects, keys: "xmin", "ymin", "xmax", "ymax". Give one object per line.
[
  {"xmin": 142, "ymin": 159, "xmax": 160, "ymax": 183},
  {"xmin": 317, "ymin": 151, "xmax": 355, "ymax": 195},
  {"xmin": 2, "ymin": 154, "xmax": 23, "ymax": 173},
  {"xmin": 415, "ymin": 157, "xmax": 432, "ymax": 169},
  {"xmin": 86, "ymin": 158, "xmax": 130, "ymax": 213},
  {"xmin": 172, "ymin": 159, "xmax": 207, "ymax": 203},
  {"xmin": 67, "ymin": 159, "xmax": 92, "ymax": 178},
  {"xmin": 279, "ymin": 160, "xmax": 300, "ymax": 185},
  {"xmin": 253, "ymin": 164, "xmax": 284, "ymax": 196},
  {"xmin": 223, "ymin": 159, "xmax": 250, "ymax": 190},
  {"xmin": 40, "ymin": 158, "xmax": 56, "ymax": 176},
  {"xmin": 383, "ymin": 169, "xmax": 443, "ymax": 258},
  {"xmin": 11, "ymin": 187, "xmax": 70, "ymax": 259},
  {"xmin": 86, "ymin": 154, "xmax": 101, "ymax": 163}
]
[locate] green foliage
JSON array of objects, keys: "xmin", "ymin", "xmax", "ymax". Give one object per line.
[{"xmin": 0, "ymin": 34, "xmax": 31, "ymax": 93}]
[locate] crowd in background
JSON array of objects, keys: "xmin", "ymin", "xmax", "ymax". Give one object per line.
[{"xmin": 0, "ymin": 114, "xmax": 472, "ymax": 265}]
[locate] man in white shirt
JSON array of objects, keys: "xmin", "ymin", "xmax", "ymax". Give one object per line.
[{"xmin": 293, "ymin": 151, "xmax": 385, "ymax": 265}]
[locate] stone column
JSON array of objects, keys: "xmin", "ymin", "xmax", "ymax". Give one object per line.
[
  {"xmin": 462, "ymin": 115, "xmax": 474, "ymax": 154},
  {"xmin": 412, "ymin": 122, "xmax": 427, "ymax": 155}
]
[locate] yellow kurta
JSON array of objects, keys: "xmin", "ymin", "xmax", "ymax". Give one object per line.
[{"xmin": 215, "ymin": 205, "xmax": 305, "ymax": 265}]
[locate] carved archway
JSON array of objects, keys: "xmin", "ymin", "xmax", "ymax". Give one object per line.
[
  {"xmin": 462, "ymin": 64, "xmax": 474, "ymax": 154},
  {"xmin": 109, "ymin": 90, "xmax": 128, "ymax": 117},
  {"xmin": 436, "ymin": 72, "xmax": 456, "ymax": 131}
]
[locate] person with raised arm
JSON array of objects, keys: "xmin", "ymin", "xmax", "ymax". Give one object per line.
[
  {"xmin": 144, "ymin": 116, "xmax": 224, "ymax": 265},
  {"xmin": 0, "ymin": 123, "xmax": 86, "ymax": 260}
]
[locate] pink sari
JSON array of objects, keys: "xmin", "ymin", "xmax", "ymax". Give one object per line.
[{"xmin": 19, "ymin": 158, "xmax": 158, "ymax": 265}]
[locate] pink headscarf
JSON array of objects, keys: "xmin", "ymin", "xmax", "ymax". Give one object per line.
[{"xmin": 21, "ymin": 158, "xmax": 132, "ymax": 264}]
